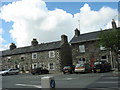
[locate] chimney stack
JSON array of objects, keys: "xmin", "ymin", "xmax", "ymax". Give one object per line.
[
  {"xmin": 31, "ymin": 38, "xmax": 38, "ymax": 46},
  {"xmin": 75, "ymin": 28, "xmax": 80, "ymax": 37},
  {"xmin": 61, "ymin": 34, "xmax": 68, "ymax": 43},
  {"xmin": 112, "ymin": 19, "xmax": 117, "ymax": 30},
  {"xmin": 10, "ymin": 43, "xmax": 16, "ymax": 50}
]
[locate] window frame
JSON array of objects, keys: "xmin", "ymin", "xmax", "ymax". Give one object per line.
[
  {"xmin": 101, "ymin": 55, "xmax": 108, "ymax": 61},
  {"xmin": 49, "ymin": 51, "xmax": 55, "ymax": 58},
  {"xmin": 48, "ymin": 62, "xmax": 55, "ymax": 70},
  {"xmin": 32, "ymin": 63, "xmax": 37, "ymax": 69},
  {"xmin": 32, "ymin": 53, "xmax": 37, "ymax": 59},
  {"xmin": 7, "ymin": 57, "xmax": 11, "ymax": 62},
  {"xmin": 79, "ymin": 45, "xmax": 85, "ymax": 53},
  {"xmin": 100, "ymin": 45, "xmax": 107, "ymax": 50}
]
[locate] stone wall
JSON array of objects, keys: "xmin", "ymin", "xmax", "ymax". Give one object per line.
[
  {"xmin": 60, "ymin": 43, "xmax": 72, "ymax": 70},
  {"xmin": 71, "ymin": 40, "xmax": 113, "ymax": 66},
  {"xmin": 1, "ymin": 49, "xmax": 61, "ymax": 73}
]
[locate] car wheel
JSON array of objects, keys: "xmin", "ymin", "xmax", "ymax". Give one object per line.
[
  {"xmin": 32, "ymin": 73, "xmax": 35, "ymax": 75},
  {"xmin": 94, "ymin": 70, "xmax": 96, "ymax": 73},
  {"xmin": 5, "ymin": 73, "xmax": 9, "ymax": 75},
  {"xmin": 70, "ymin": 71, "xmax": 73, "ymax": 74},
  {"xmin": 63, "ymin": 72, "xmax": 66, "ymax": 74},
  {"xmin": 91, "ymin": 70, "xmax": 92, "ymax": 73},
  {"xmin": 15, "ymin": 72, "xmax": 18, "ymax": 75},
  {"xmin": 100, "ymin": 69, "xmax": 104, "ymax": 73},
  {"xmin": 38, "ymin": 72, "xmax": 41, "ymax": 75},
  {"xmin": 75, "ymin": 72, "xmax": 78, "ymax": 74}
]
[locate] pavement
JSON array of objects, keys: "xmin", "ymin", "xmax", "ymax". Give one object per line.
[{"xmin": 112, "ymin": 69, "xmax": 120, "ymax": 76}]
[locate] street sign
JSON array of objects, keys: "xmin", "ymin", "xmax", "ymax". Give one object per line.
[{"xmin": 50, "ymin": 79, "xmax": 55, "ymax": 88}]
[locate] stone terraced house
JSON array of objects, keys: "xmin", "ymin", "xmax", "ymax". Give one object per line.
[
  {"xmin": 70, "ymin": 20, "xmax": 120, "ymax": 68},
  {"xmin": 1, "ymin": 35, "xmax": 72, "ymax": 73},
  {"xmin": 0, "ymin": 19, "xmax": 120, "ymax": 72}
]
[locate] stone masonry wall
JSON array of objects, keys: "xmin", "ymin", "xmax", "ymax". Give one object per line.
[
  {"xmin": 1, "ymin": 49, "xmax": 61, "ymax": 73},
  {"xmin": 71, "ymin": 40, "xmax": 112, "ymax": 66}
]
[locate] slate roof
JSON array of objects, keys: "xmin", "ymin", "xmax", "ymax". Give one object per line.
[
  {"xmin": 70, "ymin": 31, "xmax": 100, "ymax": 44},
  {"xmin": 70, "ymin": 28, "xmax": 120, "ymax": 44},
  {"xmin": 2, "ymin": 41, "xmax": 62, "ymax": 56}
]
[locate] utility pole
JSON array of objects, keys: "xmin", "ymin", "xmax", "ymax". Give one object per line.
[
  {"xmin": 78, "ymin": 19, "xmax": 80, "ymax": 30},
  {"xmin": 109, "ymin": 50, "xmax": 113, "ymax": 69}
]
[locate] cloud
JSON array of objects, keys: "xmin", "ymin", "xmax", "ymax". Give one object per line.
[
  {"xmin": 74, "ymin": 4, "xmax": 118, "ymax": 33},
  {"xmin": 0, "ymin": 1, "xmax": 118, "ymax": 48},
  {"xmin": 1, "ymin": 0, "xmax": 75, "ymax": 47}
]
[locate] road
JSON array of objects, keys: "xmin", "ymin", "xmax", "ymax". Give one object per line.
[{"xmin": 1, "ymin": 71, "xmax": 120, "ymax": 89}]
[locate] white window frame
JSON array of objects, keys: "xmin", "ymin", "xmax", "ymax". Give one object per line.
[
  {"xmin": 48, "ymin": 63, "xmax": 55, "ymax": 70},
  {"xmin": 100, "ymin": 45, "xmax": 106, "ymax": 50},
  {"xmin": 20, "ymin": 55, "xmax": 25, "ymax": 60},
  {"xmin": 101, "ymin": 55, "xmax": 108, "ymax": 61},
  {"xmin": 7, "ymin": 57, "xmax": 11, "ymax": 61},
  {"xmin": 32, "ymin": 63, "xmax": 37, "ymax": 69},
  {"xmin": 49, "ymin": 51, "xmax": 55, "ymax": 58},
  {"xmin": 39, "ymin": 63, "xmax": 45, "ymax": 68},
  {"xmin": 79, "ymin": 45, "xmax": 85, "ymax": 53},
  {"xmin": 20, "ymin": 56, "xmax": 25, "ymax": 60},
  {"xmin": 32, "ymin": 53, "xmax": 37, "ymax": 59}
]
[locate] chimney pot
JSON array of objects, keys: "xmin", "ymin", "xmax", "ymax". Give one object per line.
[
  {"xmin": 75, "ymin": 28, "xmax": 80, "ymax": 37},
  {"xmin": 61, "ymin": 34, "xmax": 68, "ymax": 43},
  {"xmin": 10, "ymin": 43, "xmax": 16, "ymax": 50},
  {"xmin": 112, "ymin": 19, "xmax": 117, "ymax": 29},
  {"xmin": 31, "ymin": 38, "xmax": 38, "ymax": 46}
]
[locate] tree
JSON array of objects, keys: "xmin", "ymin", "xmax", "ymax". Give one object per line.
[{"xmin": 98, "ymin": 28, "xmax": 120, "ymax": 71}]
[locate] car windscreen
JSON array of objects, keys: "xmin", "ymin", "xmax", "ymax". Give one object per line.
[
  {"xmin": 75, "ymin": 64, "xmax": 84, "ymax": 67},
  {"xmin": 63, "ymin": 66, "xmax": 71, "ymax": 69},
  {"xmin": 94, "ymin": 62, "xmax": 102, "ymax": 65}
]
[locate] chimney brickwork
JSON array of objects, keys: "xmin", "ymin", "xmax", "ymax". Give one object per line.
[{"xmin": 75, "ymin": 28, "xmax": 80, "ymax": 37}]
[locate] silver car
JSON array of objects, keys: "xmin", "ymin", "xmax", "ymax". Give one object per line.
[
  {"xmin": 75, "ymin": 63, "xmax": 92, "ymax": 73},
  {"xmin": 0, "ymin": 68, "xmax": 19, "ymax": 76}
]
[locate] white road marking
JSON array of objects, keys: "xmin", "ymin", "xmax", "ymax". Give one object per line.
[
  {"xmin": 16, "ymin": 84, "xmax": 42, "ymax": 88},
  {"xmin": 103, "ymin": 77, "xmax": 119, "ymax": 79},
  {"xmin": 67, "ymin": 78, "xmax": 72, "ymax": 80},
  {"xmin": 89, "ymin": 87, "xmax": 120, "ymax": 90},
  {"xmin": 97, "ymin": 81, "xmax": 119, "ymax": 83}
]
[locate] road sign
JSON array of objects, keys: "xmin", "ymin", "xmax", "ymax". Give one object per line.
[{"xmin": 50, "ymin": 79, "xmax": 55, "ymax": 88}]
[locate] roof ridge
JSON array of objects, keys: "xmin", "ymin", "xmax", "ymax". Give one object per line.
[
  {"xmin": 70, "ymin": 27, "xmax": 119, "ymax": 44},
  {"xmin": 80, "ymin": 28, "xmax": 111, "ymax": 35},
  {"xmin": 39, "ymin": 40, "xmax": 61, "ymax": 45},
  {"xmin": 2, "ymin": 40, "xmax": 62, "ymax": 56},
  {"xmin": 80, "ymin": 27, "xmax": 120, "ymax": 35}
]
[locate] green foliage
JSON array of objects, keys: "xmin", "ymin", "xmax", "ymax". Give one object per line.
[{"xmin": 98, "ymin": 29, "xmax": 120, "ymax": 52}]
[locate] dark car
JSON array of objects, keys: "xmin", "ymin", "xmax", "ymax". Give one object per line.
[
  {"xmin": 62, "ymin": 65, "xmax": 75, "ymax": 74},
  {"xmin": 93, "ymin": 61, "xmax": 111, "ymax": 73},
  {"xmin": 31, "ymin": 67, "xmax": 49, "ymax": 75}
]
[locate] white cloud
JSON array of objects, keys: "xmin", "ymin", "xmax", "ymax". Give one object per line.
[
  {"xmin": 80, "ymin": 3, "xmax": 91, "ymax": 12},
  {"xmin": 1, "ymin": 0, "xmax": 75, "ymax": 47},
  {"xmin": 74, "ymin": 4, "xmax": 118, "ymax": 33},
  {"xmin": 0, "ymin": 1, "xmax": 118, "ymax": 48}
]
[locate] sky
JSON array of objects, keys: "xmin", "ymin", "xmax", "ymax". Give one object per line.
[{"xmin": 0, "ymin": 0, "xmax": 119, "ymax": 51}]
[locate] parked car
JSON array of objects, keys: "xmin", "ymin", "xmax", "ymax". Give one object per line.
[
  {"xmin": 31, "ymin": 67, "xmax": 49, "ymax": 75},
  {"xmin": 93, "ymin": 61, "xmax": 111, "ymax": 73},
  {"xmin": 62, "ymin": 65, "xmax": 75, "ymax": 74},
  {"xmin": 74, "ymin": 63, "xmax": 92, "ymax": 73},
  {"xmin": 0, "ymin": 68, "xmax": 19, "ymax": 76}
]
